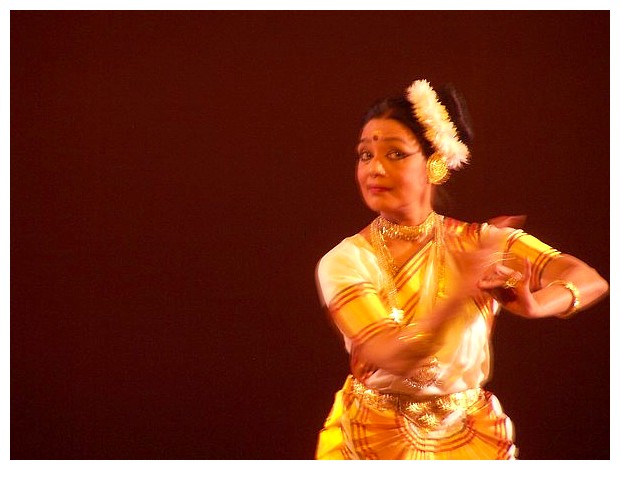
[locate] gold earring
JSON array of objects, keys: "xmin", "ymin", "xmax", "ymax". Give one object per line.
[{"xmin": 426, "ymin": 152, "xmax": 450, "ymax": 185}]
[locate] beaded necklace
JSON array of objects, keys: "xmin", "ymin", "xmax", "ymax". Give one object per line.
[{"xmin": 374, "ymin": 211, "xmax": 437, "ymax": 243}]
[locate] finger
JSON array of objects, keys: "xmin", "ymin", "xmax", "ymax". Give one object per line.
[
  {"xmin": 488, "ymin": 215, "xmax": 527, "ymax": 229},
  {"xmin": 478, "ymin": 278, "xmax": 511, "ymax": 290},
  {"xmin": 497, "ymin": 265, "xmax": 523, "ymax": 282}
]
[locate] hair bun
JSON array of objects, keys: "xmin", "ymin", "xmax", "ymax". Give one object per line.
[{"xmin": 436, "ymin": 83, "xmax": 474, "ymax": 146}]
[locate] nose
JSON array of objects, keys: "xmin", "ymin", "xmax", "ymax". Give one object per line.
[{"xmin": 369, "ymin": 157, "xmax": 386, "ymax": 176}]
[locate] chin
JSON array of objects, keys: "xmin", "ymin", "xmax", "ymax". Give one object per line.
[{"xmin": 364, "ymin": 199, "xmax": 389, "ymax": 214}]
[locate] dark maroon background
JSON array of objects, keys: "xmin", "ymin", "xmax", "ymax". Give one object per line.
[{"xmin": 11, "ymin": 11, "xmax": 609, "ymax": 459}]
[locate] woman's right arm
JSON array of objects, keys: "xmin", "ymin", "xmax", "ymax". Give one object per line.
[{"xmin": 316, "ymin": 247, "xmax": 488, "ymax": 377}]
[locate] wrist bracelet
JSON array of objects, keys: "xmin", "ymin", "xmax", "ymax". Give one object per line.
[{"xmin": 547, "ymin": 280, "xmax": 581, "ymax": 318}]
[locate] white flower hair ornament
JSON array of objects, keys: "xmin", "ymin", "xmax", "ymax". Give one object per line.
[{"xmin": 406, "ymin": 79, "xmax": 470, "ymax": 185}]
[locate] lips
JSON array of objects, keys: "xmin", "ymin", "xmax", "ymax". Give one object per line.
[{"xmin": 367, "ymin": 185, "xmax": 391, "ymax": 194}]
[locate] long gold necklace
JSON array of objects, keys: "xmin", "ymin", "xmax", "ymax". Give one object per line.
[
  {"xmin": 370, "ymin": 211, "xmax": 438, "ymax": 324},
  {"xmin": 370, "ymin": 211, "xmax": 446, "ymax": 391}
]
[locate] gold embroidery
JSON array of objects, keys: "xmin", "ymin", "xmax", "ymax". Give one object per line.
[{"xmin": 350, "ymin": 377, "xmax": 482, "ymax": 432}]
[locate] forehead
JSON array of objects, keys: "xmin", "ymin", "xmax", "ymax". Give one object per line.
[{"xmin": 359, "ymin": 118, "xmax": 418, "ymax": 144}]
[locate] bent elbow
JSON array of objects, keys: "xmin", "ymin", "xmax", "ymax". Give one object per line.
[{"xmin": 595, "ymin": 275, "xmax": 610, "ymax": 299}]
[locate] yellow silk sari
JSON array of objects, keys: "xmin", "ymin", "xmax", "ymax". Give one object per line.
[{"xmin": 315, "ymin": 216, "xmax": 559, "ymax": 460}]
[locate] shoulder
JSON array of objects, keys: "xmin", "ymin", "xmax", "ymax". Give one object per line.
[
  {"xmin": 316, "ymin": 228, "xmax": 379, "ymax": 284},
  {"xmin": 315, "ymin": 233, "xmax": 376, "ymax": 305},
  {"xmin": 443, "ymin": 215, "xmax": 526, "ymax": 247},
  {"xmin": 318, "ymin": 234, "xmax": 370, "ymax": 272},
  {"xmin": 442, "ymin": 216, "xmax": 484, "ymax": 239}
]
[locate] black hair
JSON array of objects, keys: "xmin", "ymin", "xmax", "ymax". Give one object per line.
[
  {"xmin": 360, "ymin": 82, "xmax": 474, "ymax": 158},
  {"xmin": 360, "ymin": 82, "xmax": 474, "ymax": 212}
]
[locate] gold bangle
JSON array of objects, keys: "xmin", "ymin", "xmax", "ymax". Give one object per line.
[{"xmin": 547, "ymin": 280, "xmax": 581, "ymax": 318}]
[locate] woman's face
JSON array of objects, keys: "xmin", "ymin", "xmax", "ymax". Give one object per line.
[{"xmin": 356, "ymin": 118, "xmax": 431, "ymax": 218}]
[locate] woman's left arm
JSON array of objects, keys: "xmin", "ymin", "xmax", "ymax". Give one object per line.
[{"xmin": 496, "ymin": 253, "xmax": 609, "ymax": 319}]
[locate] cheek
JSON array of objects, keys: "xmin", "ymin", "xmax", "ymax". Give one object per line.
[
  {"xmin": 356, "ymin": 163, "xmax": 365, "ymax": 184},
  {"xmin": 408, "ymin": 163, "xmax": 428, "ymax": 187}
]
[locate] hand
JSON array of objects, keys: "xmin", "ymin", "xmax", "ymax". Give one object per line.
[
  {"xmin": 450, "ymin": 247, "xmax": 505, "ymax": 298},
  {"xmin": 479, "ymin": 258, "xmax": 545, "ymax": 317},
  {"xmin": 487, "ymin": 214, "xmax": 527, "ymax": 229}
]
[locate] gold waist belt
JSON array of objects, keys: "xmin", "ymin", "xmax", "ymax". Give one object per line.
[{"xmin": 349, "ymin": 377, "xmax": 483, "ymax": 431}]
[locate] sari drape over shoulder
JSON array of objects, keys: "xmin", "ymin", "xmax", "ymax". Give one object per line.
[{"xmin": 315, "ymin": 216, "xmax": 560, "ymax": 460}]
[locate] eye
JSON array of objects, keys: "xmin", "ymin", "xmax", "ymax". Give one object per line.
[
  {"xmin": 387, "ymin": 150, "xmax": 408, "ymax": 160},
  {"xmin": 357, "ymin": 150, "xmax": 372, "ymax": 162}
]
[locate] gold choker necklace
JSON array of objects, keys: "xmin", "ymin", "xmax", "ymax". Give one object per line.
[{"xmin": 375, "ymin": 212, "xmax": 437, "ymax": 242}]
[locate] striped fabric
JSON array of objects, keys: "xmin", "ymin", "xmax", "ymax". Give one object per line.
[
  {"xmin": 503, "ymin": 229, "xmax": 560, "ymax": 290},
  {"xmin": 316, "ymin": 375, "xmax": 517, "ymax": 460},
  {"xmin": 315, "ymin": 217, "xmax": 560, "ymax": 460}
]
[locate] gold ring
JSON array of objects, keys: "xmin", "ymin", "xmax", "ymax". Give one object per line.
[{"xmin": 504, "ymin": 275, "xmax": 520, "ymax": 289}]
